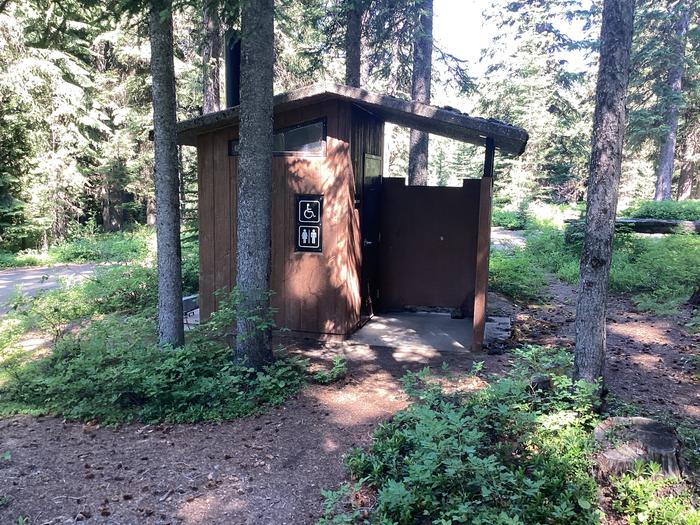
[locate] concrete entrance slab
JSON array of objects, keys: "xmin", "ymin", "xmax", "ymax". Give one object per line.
[{"xmin": 349, "ymin": 312, "xmax": 473, "ymax": 352}]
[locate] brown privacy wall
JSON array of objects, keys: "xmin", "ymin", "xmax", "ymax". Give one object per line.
[
  {"xmin": 379, "ymin": 178, "xmax": 481, "ymax": 310},
  {"xmin": 196, "ymin": 100, "xmax": 362, "ymax": 335},
  {"xmin": 472, "ymin": 177, "xmax": 493, "ymax": 351}
]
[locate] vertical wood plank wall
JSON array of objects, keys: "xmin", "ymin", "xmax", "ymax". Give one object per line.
[
  {"xmin": 472, "ymin": 176, "xmax": 493, "ymax": 351},
  {"xmin": 197, "ymin": 131, "xmax": 238, "ymax": 319},
  {"xmin": 196, "ymin": 100, "xmax": 363, "ymax": 335}
]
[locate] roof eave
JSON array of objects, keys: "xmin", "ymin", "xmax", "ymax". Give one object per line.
[{"xmin": 176, "ymin": 82, "xmax": 529, "ymax": 156}]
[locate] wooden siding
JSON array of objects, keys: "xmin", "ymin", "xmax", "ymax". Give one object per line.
[
  {"xmin": 197, "ymin": 131, "xmax": 238, "ymax": 319},
  {"xmin": 197, "ymin": 100, "xmax": 362, "ymax": 335}
]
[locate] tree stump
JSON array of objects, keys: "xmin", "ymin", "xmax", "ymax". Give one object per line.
[
  {"xmin": 593, "ymin": 417, "xmax": 682, "ymax": 478},
  {"xmin": 688, "ymin": 286, "xmax": 700, "ymax": 307}
]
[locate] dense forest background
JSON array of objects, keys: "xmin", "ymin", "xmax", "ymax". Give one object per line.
[{"xmin": 0, "ymin": 0, "xmax": 698, "ymax": 252}]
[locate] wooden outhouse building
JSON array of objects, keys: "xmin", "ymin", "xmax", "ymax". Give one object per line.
[{"xmin": 177, "ymin": 82, "xmax": 528, "ymax": 351}]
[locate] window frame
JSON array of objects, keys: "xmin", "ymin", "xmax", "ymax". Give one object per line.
[{"xmin": 228, "ymin": 117, "xmax": 327, "ymax": 157}]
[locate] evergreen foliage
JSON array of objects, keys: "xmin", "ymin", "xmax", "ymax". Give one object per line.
[
  {"xmin": 0, "ymin": 86, "xmax": 32, "ymax": 249},
  {"xmin": 319, "ymin": 347, "xmax": 602, "ymax": 525}
]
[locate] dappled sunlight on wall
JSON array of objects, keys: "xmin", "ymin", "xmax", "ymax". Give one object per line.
[{"xmin": 271, "ymin": 119, "xmax": 361, "ymax": 335}]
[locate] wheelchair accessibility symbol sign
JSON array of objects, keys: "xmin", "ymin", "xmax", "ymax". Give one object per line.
[
  {"xmin": 298, "ymin": 199, "xmax": 321, "ymax": 224},
  {"xmin": 295, "ymin": 195, "xmax": 323, "ymax": 252}
]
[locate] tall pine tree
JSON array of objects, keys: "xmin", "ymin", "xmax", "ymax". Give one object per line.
[{"xmin": 574, "ymin": 0, "xmax": 635, "ymax": 385}]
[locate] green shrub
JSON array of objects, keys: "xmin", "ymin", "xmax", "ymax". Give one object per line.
[
  {"xmin": 0, "ymin": 228, "xmax": 153, "ymax": 268},
  {"xmin": 521, "ymin": 224, "xmax": 700, "ymax": 313},
  {"xmin": 492, "ymin": 208, "xmax": 528, "ymax": 230},
  {"xmin": 623, "ymin": 200, "xmax": 700, "ymax": 222},
  {"xmin": 313, "ymin": 356, "xmax": 348, "ymax": 384},
  {"xmin": 525, "ymin": 227, "xmax": 580, "ymax": 278},
  {"xmin": 489, "ymin": 249, "xmax": 547, "ymax": 303},
  {"xmin": 5, "ymin": 264, "xmax": 158, "ymax": 338},
  {"xmin": 0, "ymin": 250, "xmax": 48, "ymax": 268},
  {"xmin": 612, "ymin": 462, "xmax": 699, "ymax": 525},
  {"xmin": 81, "ymin": 265, "xmax": 158, "ymax": 314},
  {"xmin": 0, "ymin": 295, "xmax": 308, "ymax": 424},
  {"xmin": 608, "ymin": 234, "xmax": 700, "ymax": 313},
  {"xmin": 181, "ymin": 240, "xmax": 200, "ymax": 295},
  {"xmin": 54, "ymin": 227, "xmax": 153, "ymax": 263},
  {"xmin": 321, "ymin": 347, "xmax": 601, "ymax": 525}
]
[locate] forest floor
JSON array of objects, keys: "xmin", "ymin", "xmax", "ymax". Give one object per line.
[{"xmin": 1, "ymin": 277, "xmax": 698, "ymax": 524}]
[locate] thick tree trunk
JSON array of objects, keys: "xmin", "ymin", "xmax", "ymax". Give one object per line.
[
  {"xmin": 149, "ymin": 0, "xmax": 185, "ymax": 347},
  {"xmin": 573, "ymin": 0, "xmax": 635, "ymax": 385},
  {"xmin": 653, "ymin": 1, "xmax": 690, "ymax": 201},
  {"xmin": 344, "ymin": 0, "xmax": 362, "ymax": 87},
  {"xmin": 407, "ymin": 0, "xmax": 433, "ymax": 186},
  {"xmin": 677, "ymin": 116, "xmax": 700, "ymax": 200},
  {"xmin": 202, "ymin": 0, "xmax": 221, "ymax": 114},
  {"xmin": 236, "ymin": 0, "xmax": 275, "ymax": 368}
]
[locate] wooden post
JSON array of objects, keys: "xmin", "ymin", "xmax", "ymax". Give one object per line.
[{"xmin": 473, "ymin": 138, "xmax": 495, "ymax": 351}]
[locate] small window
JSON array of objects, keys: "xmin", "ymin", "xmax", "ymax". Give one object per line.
[
  {"xmin": 275, "ymin": 120, "xmax": 325, "ymax": 154},
  {"xmin": 228, "ymin": 119, "xmax": 326, "ymax": 157}
]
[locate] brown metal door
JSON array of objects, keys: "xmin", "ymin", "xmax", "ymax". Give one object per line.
[{"xmin": 361, "ymin": 153, "xmax": 382, "ymax": 317}]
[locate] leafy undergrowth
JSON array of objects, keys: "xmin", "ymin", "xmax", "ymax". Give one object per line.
[
  {"xmin": 489, "ymin": 248, "xmax": 547, "ymax": 303},
  {"xmin": 612, "ymin": 462, "xmax": 700, "ymax": 525},
  {"xmin": 0, "ymin": 264, "xmax": 158, "ymax": 363},
  {"xmin": 0, "ymin": 250, "xmax": 199, "ymax": 362},
  {"xmin": 0, "ymin": 227, "xmax": 154, "ymax": 268},
  {"xmin": 319, "ymin": 347, "xmax": 700, "ymax": 524},
  {"xmin": 492, "ymin": 207, "xmax": 528, "ymax": 231},
  {"xmin": 0, "ymin": 292, "xmax": 308, "ymax": 425},
  {"xmin": 488, "ymin": 200, "xmax": 700, "ymax": 311},
  {"xmin": 622, "ymin": 199, "xmax": 700, "ymax": 222},
  {"xmin": 313, "ymin": 356, "xmax": 348, "ymax": 385},
  {"xmin": 532, "ymin": 227, "xmax": 699, "ymax": 313},
  {"xmin": 493, "ymin": 222, "xmax": 700, "ymax": 312},
  {"xmin": 320, "ymin": 347, "xmax": 602, "ymax": 525}
]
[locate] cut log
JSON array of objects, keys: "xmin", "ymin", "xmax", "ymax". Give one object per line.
[
  {"xmin": 615, "ymin": 218, "xmax": 700, "ymax": 234},
  {"xmin": 594, "ymin": 417, "xmax": 682, "ymax": 479},
  {"xmin": 689, "ymin": 286, "xmax": 700, "ymax": 307},
  {"xmin": 565, "ymin": 219, "xmax": 699, "ymax": 243}
]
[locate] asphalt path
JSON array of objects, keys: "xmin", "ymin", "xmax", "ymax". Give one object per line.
[{"xmin": 0, "ymin": 263, "xmax": 96, "ymax": 314}]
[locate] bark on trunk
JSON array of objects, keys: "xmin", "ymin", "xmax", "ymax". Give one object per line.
[
  {"xmin": 573, "ymin": 0, "xmax": 635, "ymax": 385},
  {"xmin": 653, "ymin": 1, "xmax": 690, "ymax": 201},
  {"xmin": 344, "ymin": 0, "xmax": 362, "ymax": 88},
  {"xmin": 677, "ymin": 115, "xmax": 700, "ymax": 199},
  {"xmin": 407, "ymin": 0, "xmax": 433, "ymax": 186},
  {"xmin": 202, "ymin": 0, "xmax": 221, "ymax": 114},
  {"xmin": 146, "ymin": 198, "xmax": 156, "ymax": 226},
  {"xmin": 236, "ymin": 0, "xmax": 275, "ymax": 368},
  {"xmin": 149, "ymin": 0, "xmax": 185, "ymax": 347}
]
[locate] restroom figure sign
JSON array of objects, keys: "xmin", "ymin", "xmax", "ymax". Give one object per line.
[{"xmin": 295, "ymin": 194, "xmax": 323, "ymax": 252}]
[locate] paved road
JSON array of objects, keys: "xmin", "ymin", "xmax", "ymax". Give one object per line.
[
  {"xmin": 0, "ymin": 263, "xmax": 96, "ymax": 314},
  {"xmin": 491, "ymin": 227, "xmax": 526, "ymax": 250},
  {"xmin": 0, "ymin": 228, "xmax": 523, "ymax": 315}
]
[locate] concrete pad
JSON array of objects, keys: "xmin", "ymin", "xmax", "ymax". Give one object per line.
[{"xmin": 349, "ymin": 312, "xmax": 473, "ymax": 352}]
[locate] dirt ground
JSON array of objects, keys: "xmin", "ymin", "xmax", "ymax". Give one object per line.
[
  {"xmin": 517, "ymin": 278, "xmax": 700, "ymax": 423},
  {"xmin": 1, "ymin": 281, "xmax": 698, "ymax": 525}
]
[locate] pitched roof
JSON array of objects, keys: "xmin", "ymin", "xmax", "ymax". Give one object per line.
[{"xmin": 177, "ymin": 82, "xmax": 529, "ymax": 155}]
